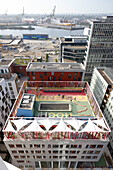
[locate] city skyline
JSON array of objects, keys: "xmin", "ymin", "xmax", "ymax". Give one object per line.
[{"xmin": 0, "ymin": 0, "xmax": 113, "ymax": 15}]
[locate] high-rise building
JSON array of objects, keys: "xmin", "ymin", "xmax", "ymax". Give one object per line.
[
  {"xmin": 26, "ymin": 62, "xmax": 85, "ymax": 81},
  {"xmin": 90, "ymin": 67, "xmax": 113, "ymax": 156},
  {"xmin": 84, "ymin": 16, "xmax": 113, "ymax": 83},
  {"xmin": 3, "ymin": 81, "xmax": 110, "ymax": 168}
]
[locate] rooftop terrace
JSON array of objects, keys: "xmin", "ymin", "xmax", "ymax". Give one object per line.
[
  {"xmin": 3, "ymin": 81, "xmax": 110, "ymax": 141},
  {"xmin": 14, "ymin": 58, "xmax": 31, "ymax": 65}
]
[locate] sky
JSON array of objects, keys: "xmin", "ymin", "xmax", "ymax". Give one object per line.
[{"xmin": 0, "ymin": 0, "xmax": 113, "ymax": 14}]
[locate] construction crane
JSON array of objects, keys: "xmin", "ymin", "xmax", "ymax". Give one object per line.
[
  {"xmin": 50, "ymin": 5, "xmax": 56, "ymax": 19},
  {"xmin": 5, "ymin": 9, "xmax": 8, "ymax": 16}
]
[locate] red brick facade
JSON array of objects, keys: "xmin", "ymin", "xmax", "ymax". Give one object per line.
[
  {"xmin": 27, "ymin": 71, "xmax": 83, "ymax": 81},
  {"xmin": 12, "ymin": 65, "xmax": 27, "ymax": 76}
]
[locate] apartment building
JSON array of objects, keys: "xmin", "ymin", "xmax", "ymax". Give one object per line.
[
  {"xmin": 3, "ymin": 81, "xmax": 110, "ymax": 169},
  {"xmin": 90, "ymin": 67, "xmax": 113, "ymax": 156},
  {"xmin": 59, "ymin": 35, "xmax": 87, "ymax": 63},
  {"xmin": 0, "ymin": 58, "xmax": 19, "ymax": 102},
  {"xmin": 84, "ymin": 16, "xmax": 113, "ymax": 83},
  {"xmin": 0, "ymin": 78, "xmax": 11, "ymax": 131},
  {"xmin": 26, "ymin": 62, "xmax": 85, "ymax": 81}
]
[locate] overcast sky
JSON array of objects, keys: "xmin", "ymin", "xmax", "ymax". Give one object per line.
[{"xmin": 0, "ymin": 0, "xmax": 113, "ymax": 14}]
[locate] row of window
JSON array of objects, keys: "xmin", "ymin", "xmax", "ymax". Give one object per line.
[
  {"xmin": 10, "ymin": 144, "xmax": 103, "ymax": 149},
  {"xmin": 27, "ymin": 72, "xmax": 82, "ymax": 76},
  {"xmin": 28, "ymin": 76, "xmax": 81, "ymax": 81}
]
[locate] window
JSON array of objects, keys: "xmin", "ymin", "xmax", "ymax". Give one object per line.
[
  {"xmin": 78, "ymin": 145, "xmax": 82, "ymax": 148},
  {"xmin": 33, "ymin": 77, "xmax": 35, "ymax": 80},
  {"xmin": 92, "ymin": 156, "xmax": 98, "ymax": 159},
  {"xmin": 83, "ymin": 151, "xmax": 87, "ymax": 154},
  {"xmin": 59, "ymin": 77, "xmax": 61, "ymax": 81},
  {"xmin": 32, "ymin": 72, "xmax": 35, "ymax": 76},
  {"xmin": 48, "ymin": 145, "xmax": 51, "ymax": 148},
  {"xmin": 48, "ymin": 77, "xmax": 51, "ymax": 81},
  {"xmin": 27, "ymin": 72, "xmax": 30, "ymax": 76},
  {"xmin": 80, "ymin": 72, "xmax": 83, "ymax": 76},
  {"xmin": 85, "ymin": 145, "xmax": 89, "ymax": 148},
  {"xmin": 53, "ymin": 77, "xmax": 56, "ymax": 81},
  {"xmin": 53, "ymin": 145, "xmax": 59, "ymax": 148},
  {"xmin": 74, "ymin": 72, "xmax": 77, "ymax": 76},
  {"xmin": 61, "ymin": 72, "xmax": 63, "ymax": 76},
  {"xmin": 94, "ymin": 150, "xmax": 100, "ymax": 154},
  {"xmin": 71, "ymin": 145, "xmax": 77, "ymax": 148},
  {"xmin": 86, "ymin": 156, "xmax": 91, "ymax": 159},
  {"xmin": 81, "ymin": 156, "xmax": 85, "ymax": 159},
  {"xmin": 53, "ymin": 162, "xmax": 59, "ymax": 168},
  {"xmin": 44, "ymin": 72, "xmax": 47, "ymax": 76},
  {"xmin": 97, "ymin": 145, "xmax": 103, "ymax": 148},
  {"xmin": 9, "ymin": 144, "xmax": 15, "ymax": 148},
  {"xmin": 53, "ymin": 151, "xmax": 58, "ymax": 154},
  {"xmin": 40, "ymin": 74, "xmax": 43, "ymax": 78},
  {"xmin": 68, "ymin": 74, "xmax": 71, "ymax": 78},
  {"xmin": 9, "ymin": 87, "xmax": 13, "ymax": 90},
  {"xmin": 18, "ymin": 150, "xmax": 24, "ymax": 153},
  {"xmin": 78, "ymin": 77, "xmax": 81, "ymax": 81},
  {"xmin": 51, "ymin": 72, "xmax": 54, "ymax": 76},
  {"xmin": 20, "ymin": 67, "xmax": 22, "ymax": 70},
  {"xmin": 88, "ymin": 150, "xmax": 93, "ymax": 154},
  {"xmin": 74, "ymin": 77, "xmax": 76, "ymax": 81},
  {"xmin": 90, "ymin": 145, "xmax": 96, "ymax": 148},
  {"xmin": 14, "ymin": 156, "xmax": 19, "ymax": 159},
  {"xmin": 12, "ymin": 150, "xmax": 17, "ymax": 154},
  {"xmin": 16, "ymin": 144, "xmax": 22, "ymax": 148}
]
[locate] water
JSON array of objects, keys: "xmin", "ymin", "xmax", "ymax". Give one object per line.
[{"xmin": 0, "ymin": 26, "xmax": 84, "ymax": 38}]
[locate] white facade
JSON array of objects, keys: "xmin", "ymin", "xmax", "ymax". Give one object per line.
[
  {"xmin": 0, "ymin": 78, "xmax": 11, "ymax": 131},
  {"xmin": 90, "ymin": 67, "xmax": 108, "ymax": 106},
  {"xmin": 5, "ymin": 138, "xmax": 108, "ymax": 169},
  {"xmin": 90, "ymin": 67, "xmax": 113, "ymax": 154},
  {"xmin": 103, "ymin": 90, "xmax": 113, "ymax": 148},
  {"xmin": 5, "ymin": 74, "xmax": 18, "ymax": 100}
]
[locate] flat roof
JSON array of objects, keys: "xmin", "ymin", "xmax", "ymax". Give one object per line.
[
  {"xmin": 14, "ymin": 58, "xmax": 31, "ymax": 65},
  {"xmin": 97, "ymin": 68, "xmax": 113, "ymax": 86},
  {"xmin": 18, "ymin": 93, "xmax": 35, "ymax": 110},
  {"xmin": 0, "ymin": 59, "xmax": 14, "ymax": 67},
  {"xmin": 60, "ymin": 36, "xmax": 87, "ymax": 43},
  {"xmin": 63, "ymin": 46, "xmax": 86, "ymax": 50},
  {"xmin": 26, "ymin": 62, "xmax": 85, "ymax": 72}
]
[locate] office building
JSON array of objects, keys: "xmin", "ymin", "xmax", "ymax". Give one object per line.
[
  {"xmin": 84, "ymin": 16, "xmax": 113, "ymax": 83},
  {"xmin": 3, "ymin": 81, "xmax": 110, "ymax": 168},
  {"xmin": 26, "ymin": 62, "xmax": 85, "ymax": 81},
  {"xmin": 60, "ymin": 35, "xmax": 87, "ymax": 63},
  {"xmin": 90, "ymin": 67, "xmax": 113, "ymax": 156}
]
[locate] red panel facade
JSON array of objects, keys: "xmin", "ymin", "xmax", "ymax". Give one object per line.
[{"xmin": 27, "ymin": 71, "xmax": 83, "ymax": 81}]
